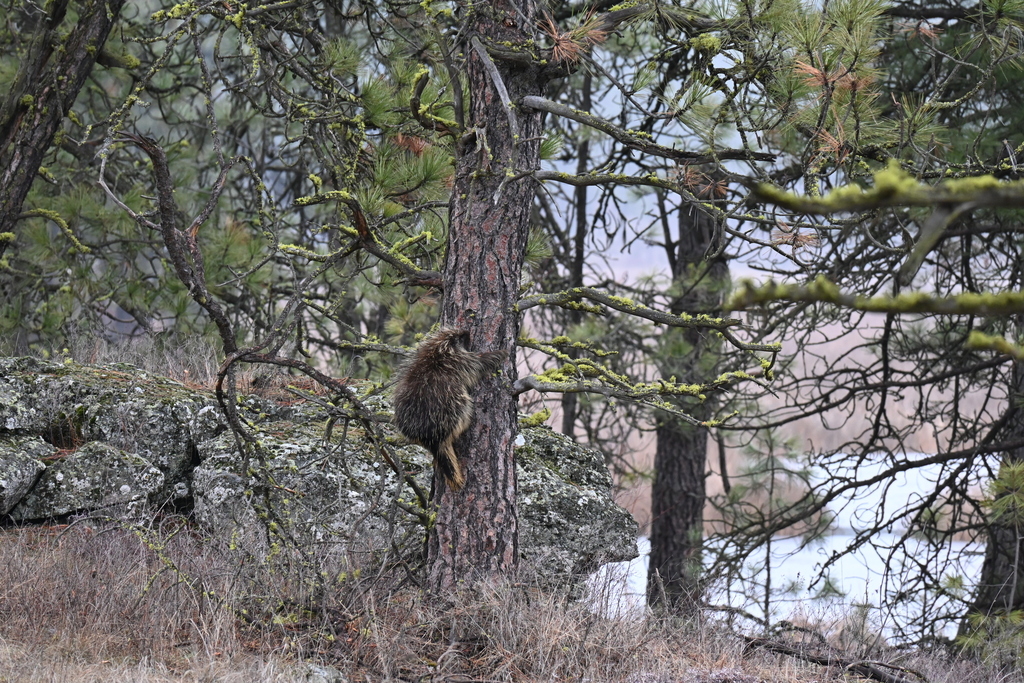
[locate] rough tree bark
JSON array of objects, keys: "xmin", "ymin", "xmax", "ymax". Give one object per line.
[
  {"xmin": 647, "ymin": 198, "xmax": 728, "ymax": 612},
  {"xmin": 0, "ymin": 0, "xmax": 126, "ymax": 259},
  {"xmin": 424, "ymin": 0, "xmax": 545, "ymax": 591},
  {"xmin": 962, "ymin": 355, "xmax": 1024, "ymax": 630},
  {"xmin": 648, "ymin": 418, "xmax": 710, "ymax": 611}
]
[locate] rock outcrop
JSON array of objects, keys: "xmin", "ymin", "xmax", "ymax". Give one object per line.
[{"xmin": 0, "ymin": 357, "xmax": 637, "ymax": 581}]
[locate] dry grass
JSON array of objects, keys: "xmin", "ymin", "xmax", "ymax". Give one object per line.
[
  {"xmin": 0, "ymin": 642, "xmax": 291, "ymax": 683},
  {"xmin": 0, "ymin": 520, "xmax": 286, "ymax": 682},
  {"xmin": 0, "ymin": 519, "xmax": 828, "ymax": 682},
  {"xmin": 53, "ymin": 334, "xmax": 222, "ymax": 388},
  {"xmin": 4, "ymin": 519, "xmax": 1015, "ymax": 683}
]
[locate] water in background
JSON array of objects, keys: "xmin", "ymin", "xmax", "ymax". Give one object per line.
[
  {"xmin": 590, "ymin": 534, "xmax": 983, "ymax": 636},
  {"xmin": 590, "ymin": 454, "xmax": 987, "ymax": 638}
]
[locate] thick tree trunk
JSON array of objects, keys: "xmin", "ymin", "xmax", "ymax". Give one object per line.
[
  {"xmin": 647, "ymin": 198, "xmax": 728, "ymax": 612},
  {"xmin": 425, "ymin": 0, "xmax": 543, "ymax": 592},
  {"xmin": 0, "ymin": 0, "xmax": 126, "ymax": 259},
  {"xmin": 961, "ymin": 359, "xmax": 1024, "ymax": 631}
]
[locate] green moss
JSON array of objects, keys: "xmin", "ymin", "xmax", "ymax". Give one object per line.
[
  {"xmin": 294, "ymin": 189, "xmax": 354, "ymax": 206},
  {"xmin": 690, "ymin": 33, "xmax": 722, "ymax": 53},
  {"xmin": 534, "ymin": 366, "xmax": 576, "ymax": 383},
  {"xmin": 606, "ymin": 294, "xmax": 637, "ymax": 308},
  {"xmin": 872, "ymin": 160, "xmax": 921, "ymax": 195},
  {"xmin": 152, "ymin": 2, "xmax": 197, "ymax": 21},
  {"xmin": 807, "ymin": 275, "xmax": 840, "ymax": 301},
  {"xmin": 941, "ymin": 174, "xmax": 1003, "ymax": 194},
  {"xmin": 119, "ymin": 53, "xmax": 141, "ymax": 69},
  {"xmin": 519, "ymin": 408, "xmax": 552, "ymax": 428}
]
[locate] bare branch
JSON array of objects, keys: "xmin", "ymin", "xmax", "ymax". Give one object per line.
[{"xmin": 522, "ymin": 96, "xmax": 775, "ymax": 164}]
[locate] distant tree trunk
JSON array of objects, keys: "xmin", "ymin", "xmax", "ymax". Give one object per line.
[
  {"xmin": 425, "ymin": 0, "xmax": 544, "ymax": 592},
  {"xmin": 559, "ymin": 73, "xmax": 593, "ymax": 438},
  {"xmin": 648, "ymin": 419, "xmax": 710, "ymax": 611},
  {"xmin": 647, "ymin": 197, "xmax": 728, "ymax": 612},
  {"xmin": 0, "ymin": 0, "xmax": 126, "ymax": 259},
  {"xmin": 962, "ymin": 357, "xmax": 1024, "ymax": 631}
]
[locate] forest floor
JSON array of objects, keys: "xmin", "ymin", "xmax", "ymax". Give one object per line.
[{"xmin": 0, "ymin": 523, "xmax": 1016, "ymax": 683}]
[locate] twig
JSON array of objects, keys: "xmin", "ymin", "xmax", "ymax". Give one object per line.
[{"xmin": 742, "ymin": 636, "xmax": 925, "ymax": 683}]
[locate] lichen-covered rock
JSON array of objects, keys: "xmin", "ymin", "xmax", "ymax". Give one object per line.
[
  {"xmin": 301, "ymin": 663, "xmax": 348, "ymax": 683},
  {"xmin": 518, "ymin": 427, "xmax": 638, "ymax": 577},
  {"xmin": 190, "ymin": 420, "xmax": 638, "ymax": 582},
  {"xmin": 0, "ymin": 356, "xmax": 225, "ymax": 501},
  {"xmin": 0, "ymin": 356, "xmax": 638, "ymax": 582},
  {"xmin": 9, "ymin": 441, "xmax": 165, "ymax": 520},
  {"xmin": 192, "ymin": 415, "xmax": 431, "ymax": 560},
  {"xmin": 191, "ymin": 464, "xmax": 269, "ymax": 555},
  {"xmin": 0, "ymin": 435, "xmax": 50, "ymax": 514}
]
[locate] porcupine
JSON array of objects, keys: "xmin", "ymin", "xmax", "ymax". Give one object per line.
[{"xmin": 393, "ymin": 328, "xmax": 507, "ymax": 490}]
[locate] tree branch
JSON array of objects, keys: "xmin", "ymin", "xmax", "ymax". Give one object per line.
[
  {"xmin": 522, "ymin": 96, "xmax": 775, "ymax": 164},
  {"xmin": 728, "ymin": 275, "xmax": 1024, "ymax": 317},
  {"xmin": 755, "ymin": 162, "xmax": 1024, "ymax": 214},
  {"xmin": 519, "ymin": 286, "xmax": 781, "ymax": 352}
]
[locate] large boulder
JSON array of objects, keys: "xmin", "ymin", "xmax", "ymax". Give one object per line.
[
  {"xmin": 517, "ymin": 428, "xmax": 638, "ymax": 576},
  {"xmin": 0, "ymin": 357, "xmax": 637, "ymax": 581}
]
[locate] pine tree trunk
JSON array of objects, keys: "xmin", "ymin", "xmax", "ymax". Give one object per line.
[
  {"xmin": 648, "ymin": 419, "xmax": 709, "ymax": 611},
  {"xmin": 425, "ymin": 0, "xmax": 543, "ymax": 592},
  {"xmin": 0, "ymin": 0, "xmax": 126, "ymax": 259},
  {"xmin": 647, "ymin": 197, "xmax": 728, "ymax": 611},
  {"xmin": 962, "ymin": 360, "xmax": 1024, "ymax": 630}
]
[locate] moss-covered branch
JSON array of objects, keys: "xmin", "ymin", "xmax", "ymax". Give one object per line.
[
  {"xmin": 513, "ymin": 373, "xmax": 742, "ymax": 427},
  {"xmin": 966, "ymin": 332, "xmax": 1024, "ymax": 361},
  {"xmin": 755, "ymin": 160, "xmax": 1024, "ymax": 213},
  {"xmin": 518, "ymin": 286, "xmax": 780, "ymax": 353},
  {"xmin": 728, "ymin": 275, "xmax": 1024, "ymax": 317},
  {"xmin": 519, "ymin": 286, "xmax": 734, "ymax": 328},
  {"xmin": 512, "ymin": 337, "xmax": 769, "ymax": 426}
]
